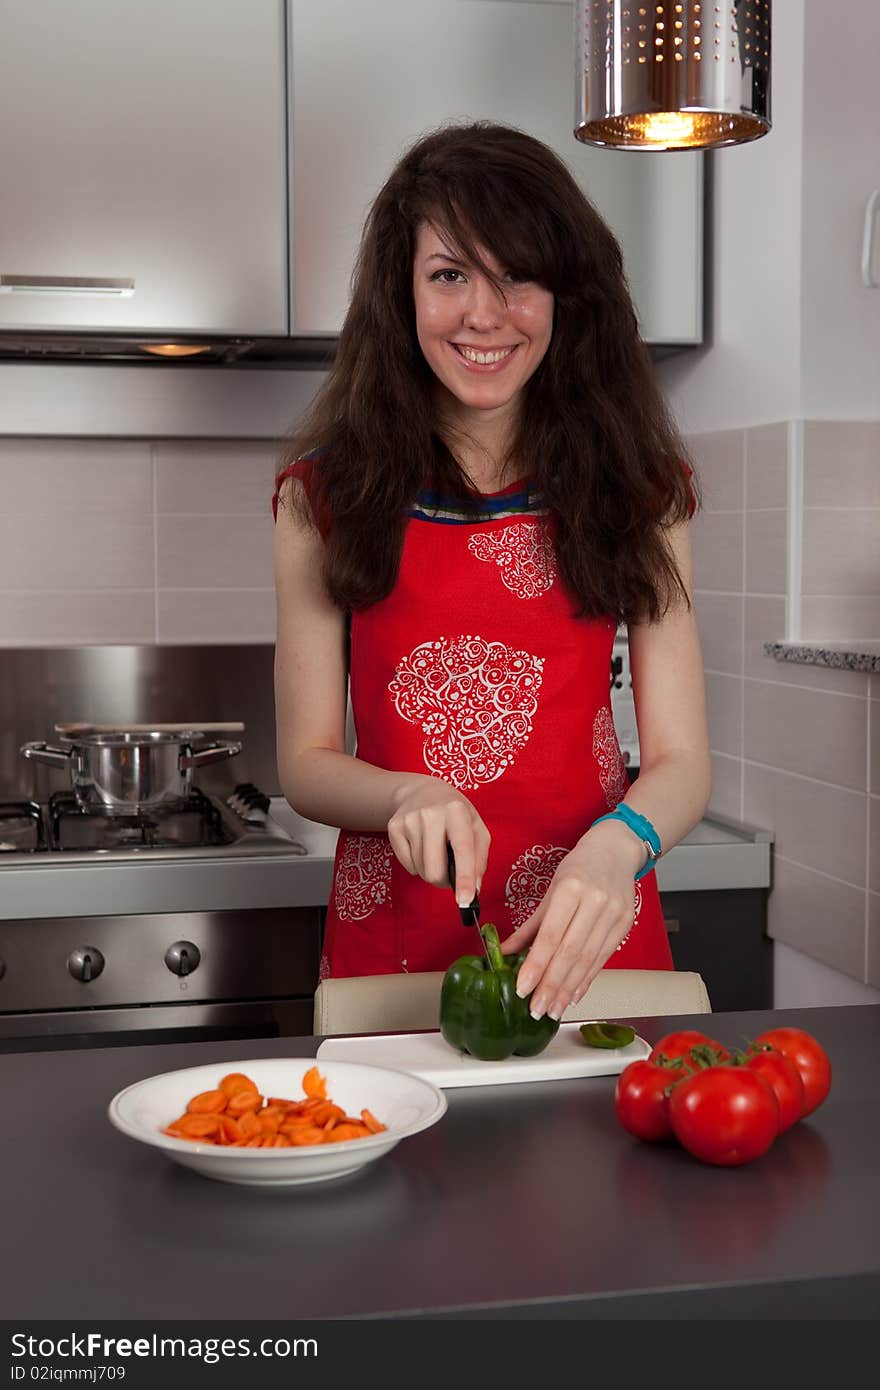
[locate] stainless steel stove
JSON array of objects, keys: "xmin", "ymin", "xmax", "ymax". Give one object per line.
[{"xmin": 0, "ymin": 784, "xmax": 336, "ymax": 1053}]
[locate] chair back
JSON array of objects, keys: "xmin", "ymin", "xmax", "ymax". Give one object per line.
[{"xmin": 313, "ymin": 967, "xmax": 711, "ymax": 1036}]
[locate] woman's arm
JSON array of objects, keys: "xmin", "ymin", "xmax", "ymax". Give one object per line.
[
  {"xmin": 274, "ymin": 481, "xmax": 490, "ymax": 902},
  {"xmin": 502, "ymin": 519, "xmax": 711, "ymax": 1019}
]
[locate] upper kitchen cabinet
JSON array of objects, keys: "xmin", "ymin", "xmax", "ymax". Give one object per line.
[
  {"xmin": 288, "ymin": 0, "xmax": 703, "ymax": 345},
  {"xmin": 0, "ymin": 0, "xmax": 288, "ymax": 336}
]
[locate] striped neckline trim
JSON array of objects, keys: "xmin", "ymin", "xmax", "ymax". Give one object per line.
[{"xmin": 409, "ymin": 483, "xmax": 547, "ymax": 526}]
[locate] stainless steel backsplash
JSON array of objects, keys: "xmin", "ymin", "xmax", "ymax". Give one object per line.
[{"xmin": 0, "ymin": 646, "xmax": 281, "ymax": 802}]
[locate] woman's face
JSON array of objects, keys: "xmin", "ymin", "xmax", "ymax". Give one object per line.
[{"xmin": 412, "ymin": 221, "xmax": 554, "ymax": 424}]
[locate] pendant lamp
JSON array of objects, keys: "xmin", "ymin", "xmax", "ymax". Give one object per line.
[{"xmin": 574, "ymin": 0, "xmax": 771, "ymax": 151}]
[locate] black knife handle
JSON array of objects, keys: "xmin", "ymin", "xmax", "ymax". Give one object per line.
[{"xmin": 446, "ymin": 841, "xmax": 480, "ymax": 927}]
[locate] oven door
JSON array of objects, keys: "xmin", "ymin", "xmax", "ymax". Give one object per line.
[{"xmin": 0, "ymin": 906, "xmax": 322, "ymax": 1053}]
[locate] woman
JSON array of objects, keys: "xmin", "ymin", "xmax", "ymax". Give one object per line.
[{"xmin": 273, "ymin": 121, "xmax": 710, "ymax": 1024}]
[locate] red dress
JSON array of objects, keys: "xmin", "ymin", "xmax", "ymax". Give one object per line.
[{"xmin": 273, "ymin": 459, "xmax": 674, "ymax": 979}]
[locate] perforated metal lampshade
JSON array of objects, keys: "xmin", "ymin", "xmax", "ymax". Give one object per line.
[{"xmin": 575, "ymin": 0, "xmax": 771, "ymax": 151}]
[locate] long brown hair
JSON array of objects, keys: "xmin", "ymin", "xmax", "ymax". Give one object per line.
[{"xmin": 277, "ymin": 120, "xmax": 698, "ymax": 624}]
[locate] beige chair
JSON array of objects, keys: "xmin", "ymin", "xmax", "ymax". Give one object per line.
[{"xmin": 313, "ymin": 967, "xmax": 711, "ymax": 1036}]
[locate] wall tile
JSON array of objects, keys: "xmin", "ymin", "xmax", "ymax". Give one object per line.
[
  {"xmin": 690, "ymin": 510, "xmax": 744, "ymax": 593},
  {"xmin": 0, "ymin": 511, "xmax": 154, "ymax": 590},
  {"xmin": 693, "ymin": 592, "xmax": 743, "ymax": 675},
  {"xmin": 744, "ymin": 761, "xmax": 867, "ymax": 886},
  {"xmin": 868, "ymin": 892, "xmax": 880, "ymax": 988},
  {"xmin": 0, "ymin": 438, "xmax": 152, "ymax": 513},
  {"xmin": 774, "ymin": 939, "xmax": 880, "ymax": 1008},
  {"xmin": 704, "ymin": 671, "xmax": 741, "ymax": 757},
  {"xmin": 767, "ymin": 856, "xmax": 866, "ymax": 982},
  {"xmin": 870, "ymin": 796, "xmax": 880, "ymax": 895},
  {"xmin": 800, "ymin": 596, "xmax": 880, "ymax": 642},
  {"xmin": 746, "ymin": 422, "xmax": 788, "ymax": 509},
  {"xmin": 155, "ymin": 440, "xmax": 280, "ymax": 515},
  {"xmin": 156, "ymin": 514, "xmax": 275, "ymax": 589},
  {"xmin": 745, "ymin": 595, "xmax": 869, "ymax": 693},
  {"xmin": 707, "ymin": 752, "xmax": 741, "ymax": 820},
  {"xmin": 745, "ymin": 509, "xmax": 787, "ymax": 595},
  {"xmin": 801, "ymin": 509, "xmax": 880, "ymax": 595},
  {"xmin": 743, "ymin": 679, "xmax": 867, "ymax": 790},
  {"xmin": 0, "ymin": 591, "xmax": 155, "ymax": 646},
  {"xmin": 157, "ymin": 589, "xmax": 276, "ymax": 644},
  {"xmin": 803, "ymin": 421, "xmax": 880, "ymax": 507},
  {"xmin": 873, "ymin": 702, "xmax": 880, "ymax": 797},
  {"xmin": 685, "ymin": 429, "xmax": 744, "ymax": 511}
]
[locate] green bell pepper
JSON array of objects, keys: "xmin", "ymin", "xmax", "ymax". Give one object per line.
[{"xmin": 439, "ymin": 922, "xmax": 560, "ymax": 1062}]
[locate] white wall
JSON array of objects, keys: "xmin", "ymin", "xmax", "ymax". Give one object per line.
[
  {"xmin": 656, "ymin": 0, "xmax": 805, "ymax": 433},
  {"xmin": 800, "ymin": 1, "xmax": 880, "ymax": 418}
]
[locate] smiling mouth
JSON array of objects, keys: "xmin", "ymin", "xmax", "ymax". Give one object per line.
[{"xmin": 451, "ymin": 343, "xmax": 518, "ymax": 367}]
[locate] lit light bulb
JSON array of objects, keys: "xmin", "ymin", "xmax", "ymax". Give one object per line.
[{"xmin": 639, "ymin": 111, "xmax": 697, "ymax": 144}]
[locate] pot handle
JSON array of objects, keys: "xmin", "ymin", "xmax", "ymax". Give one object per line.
[
  {"xmin": 20, "ymin": 741, "xmax": 73, "ymax": 768},
  {"xmin": 178, "ymin": 740, "xmax": 243, "ymax": 770}
]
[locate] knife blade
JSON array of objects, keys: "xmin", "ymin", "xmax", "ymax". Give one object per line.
[{"xmin": 446, "ymin": 841, "xmax": 497, "ymax": 974}]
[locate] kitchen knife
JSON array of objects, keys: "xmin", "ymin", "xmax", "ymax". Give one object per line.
[{"xmin": 446, "ymin": 841, "xmax": 497, "ymax": 975}]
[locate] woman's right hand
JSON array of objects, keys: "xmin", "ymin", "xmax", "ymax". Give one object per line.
[{"xmin": 387, "ymin": 775, "xmax": 490, "ymax": 907}]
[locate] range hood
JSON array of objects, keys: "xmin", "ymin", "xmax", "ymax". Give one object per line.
[{"xmin": 0, "ymin": 330, "xmax": 338, "ymax": 369}]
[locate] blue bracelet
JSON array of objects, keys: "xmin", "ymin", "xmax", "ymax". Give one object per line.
[{"xmin": 592, "ymin": 803, "xmax": 662, "ymax": 881}]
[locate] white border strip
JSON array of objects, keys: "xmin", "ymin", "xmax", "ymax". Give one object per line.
[{"xmin": 786, "ymin": 419, "xmax": 804, "ymax": 642}]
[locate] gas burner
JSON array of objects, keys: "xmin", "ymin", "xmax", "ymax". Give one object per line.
[
  {"xmin": 0, "ymin": 801, "xmax": 46, "ymax": 854},
  {"xmin": 48, "ymin": 788, "xmax": 235, "ymax": 853}
]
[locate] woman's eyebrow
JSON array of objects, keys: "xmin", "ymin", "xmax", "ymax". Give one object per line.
[{"xmin": 425, "ymin": 251, "xmax": 468, "ymax": 265}]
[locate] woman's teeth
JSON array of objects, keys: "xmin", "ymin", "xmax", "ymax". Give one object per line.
[{"xmin": 455, "ymin": 345, "xmax": 515, "ymax": 365}]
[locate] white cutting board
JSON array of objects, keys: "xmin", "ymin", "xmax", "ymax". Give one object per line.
[{"xmin": 316, "ymin": 1022, "xmax": 651, "ymax": 1089}]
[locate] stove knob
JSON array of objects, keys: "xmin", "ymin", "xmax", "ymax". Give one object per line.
[
  {"xmin": 165, "ymin": 940, "xmax": 201, "ymax": 977},
  {"xmin": 68, "ymin": 947, "xmax": 105, "ymax": 983}
]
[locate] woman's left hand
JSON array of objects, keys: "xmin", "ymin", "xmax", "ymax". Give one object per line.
[{"xmin": 499, "ymin": 821, "xmax": 644, "ymax": 1021}]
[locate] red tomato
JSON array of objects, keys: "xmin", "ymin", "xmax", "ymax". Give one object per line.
[
  {"xmin": 614, "ymin": 1059, "xmax": 680, "ymax": 1142},
  {"xmin": 752, "ymin": 1028, "xmax": 832, "ymax": 1119},
  {"xmin": 649, "ymin": 1029, "xmax": 731, "ymax": 1067},
  {"xmin": 668, "ymin": 1066, "xmax": 779, "ymax": 1166},
  {"xmin": 744, "ymin": 1048, "xmax": 805, "ymax": 1133}
]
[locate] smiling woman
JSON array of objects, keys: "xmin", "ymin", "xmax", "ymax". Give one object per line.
[
  {"xmin": 272, "ymin": 120, "xmax": 710, "ymax": 1021},
  {"xmin": 412, "ymin": 224, "xmax": 554, "ymax": 458}
]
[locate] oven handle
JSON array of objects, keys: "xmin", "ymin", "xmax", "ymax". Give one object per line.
[
  {"xmin": 178, "ymin": 740, "xmax": 243, "ymax": 770},
  {"xmin": 19, "ymin": 741, "xmax": 73, "ymax": 768}
]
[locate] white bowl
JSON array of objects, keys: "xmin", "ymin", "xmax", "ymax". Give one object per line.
[{"xmin": 108, "ymin": 1057, "xmax": 447, "ymax": 1188}]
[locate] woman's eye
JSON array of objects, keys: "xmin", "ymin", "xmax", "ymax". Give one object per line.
[{"xmin": 431, "ymin": 268, "xmax": 465, "ymax": 284}]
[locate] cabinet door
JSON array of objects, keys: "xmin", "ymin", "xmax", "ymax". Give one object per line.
[
  {"xmin": 289, "ymin": 0, "xmax": 702, "ymax": 343},
  {"xmin": 0, "ymin": 0, "xmax": 288, "ymax": 335}
]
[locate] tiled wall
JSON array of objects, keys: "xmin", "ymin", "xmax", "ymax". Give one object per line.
[
  {"xmin": 0, "ymin": 438, "xmax": 279, "ymax": 645},
  {"xmin": 688, "ymin": 420, "xmax": 880, "ymax": 996},
  {"xmin": 801, "ymin": 423, "xmax": 880, "ymax": 641}
]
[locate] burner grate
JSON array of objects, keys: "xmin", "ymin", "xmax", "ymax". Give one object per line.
[
  {"xmin": 48, "ymin": 788, "xmax": 236, "ymax": 853},
  {"xmin": 0, "ymin": 800, "xmax": 47, "ymax": 854}
]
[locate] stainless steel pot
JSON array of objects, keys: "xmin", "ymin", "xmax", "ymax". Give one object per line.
[{"xmin": 20, "ymin": 730, "xmax": 242, "ymax": 815}]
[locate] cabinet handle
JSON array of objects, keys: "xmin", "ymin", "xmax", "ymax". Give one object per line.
[
  {"xmin": 861, "ymin": 190, "xmax": 880, "ymax": 288},
  {"xmin": 0, "ymin": 274, "xmax": 135, "ymax": 297}
]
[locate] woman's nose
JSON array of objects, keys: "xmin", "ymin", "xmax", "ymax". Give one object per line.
[{"xmin": 462, "ymin": 274, "xmax": 505, "ymax": 330}]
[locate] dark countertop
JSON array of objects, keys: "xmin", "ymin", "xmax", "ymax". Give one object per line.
[
  {"xmin": 2, "ymin": 1004, "xmax": 879, "ymax": 1321},
  {"xmin": 764, "ymin": 640, "xmax": 880, "ymax": 674}
]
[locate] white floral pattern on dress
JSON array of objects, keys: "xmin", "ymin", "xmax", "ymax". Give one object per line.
[
  {"xmin": 505, "ymin": 843, "xmax": 570, "ymax": 929},
  {"xmin": 467, "ymin": 521, "xmax": 556, "ymax": 599},
  {"xmin": 333, "ymin": 832, "xmax": 394, "ymax": 922},
  {"xmin": 615, "ymin": 880, "xmax": 642, "ymax": 952},
  {"xmin": 318, "ymin": 952, "xmax": 331, "ymax": 981},
  {"xmin": 592, "ymin": 705, "xmax": 628, "ymax": 809},
  {"xmin": 388, "ymin": 635, "xmax": 544, "ymax": 790}
]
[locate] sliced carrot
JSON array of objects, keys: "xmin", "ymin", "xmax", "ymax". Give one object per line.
[
  {"xmin": 301, "ymin": 1066, "xmax": 327, "ymax": 1100},
  {"xmin": 163, "ymin": 1068, "xmax": 385, "ymax": 1149},
  {"xmin": 225, "ymin": 1089, "xmax": 263, "ymax": 1117},
  {"xmin": 186, "ymin": 1089, "xmax": 228, "ymax": 1114},
  {"xmin": 218, "ymin": 1072, "xmax": 259, "ymax": 1099}
]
